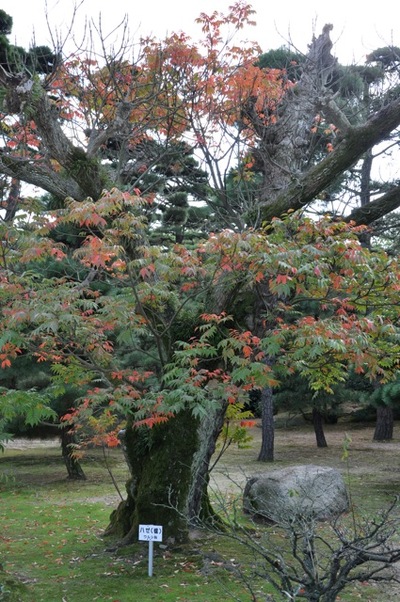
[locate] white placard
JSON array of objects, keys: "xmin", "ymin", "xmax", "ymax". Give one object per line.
[{"xmin": 138, "ymin": 524, "xmax": 163, "ymax": 542}]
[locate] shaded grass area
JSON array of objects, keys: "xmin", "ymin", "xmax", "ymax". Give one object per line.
[
  {"xmin": 0, "ymin": 491, "xmax": 245, "ymax": 602},
  {"xmin": 1, "ymin": 421, "xmax": 400, "ymax": 601},
  {"xmin": 0, "ymin": 447, "xmax": 251, "ymax": 601}
]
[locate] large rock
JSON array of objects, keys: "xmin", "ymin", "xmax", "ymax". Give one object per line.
[{"xmin": 243, "ymin": 464, "xmax": 349, "ymax": 524}]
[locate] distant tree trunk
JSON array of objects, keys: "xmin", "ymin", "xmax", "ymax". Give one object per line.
[
  {"xmin": 60, "ymin": 427, "xmax": 86, "ymax": 480},
  {"xmin": 258, "ymin": 386, "xmax": 274, "ymax": 462},
  {"xmin": 373, "ymin": 406, "xmax": 394, "ymax": 441},
  {"xmin": 105, "ymin": 406, "xmax": 225, "ymax": 545},
  {"xmin": 312, "ymin": 408, "xmax": 328, "ymax": 448},
  {"xmin": 253, "ymin": 281, "xmax": 276, "ymax": 463}
]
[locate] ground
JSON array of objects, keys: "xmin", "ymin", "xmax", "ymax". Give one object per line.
[
  {"xmin": 210, "ymin": 419, "xmax": 400, "ymax": 497},
  {"xmin": 3, "ymin": 417, "xmax": 400, "ymax": 600},
  {"xmin": 5, "ymin": 419, "xmax": 400, "ymax": 512}
]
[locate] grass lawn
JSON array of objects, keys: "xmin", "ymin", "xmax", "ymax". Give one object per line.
[{"xmin": 1, "ymin": 419, "xmax": 400, "ymax": 601}]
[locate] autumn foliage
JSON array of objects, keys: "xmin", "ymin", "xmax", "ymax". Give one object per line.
[
  {"xmin": 0, "ymin": 1, "xmax": 290, "ymax": 217},
  {"xmin": 1, "ymin": 2, "xmax": 400, "ymax": 454},
  {"xmin": 2, "ymin": 178, "xmax": 400, "ymax": 446}
]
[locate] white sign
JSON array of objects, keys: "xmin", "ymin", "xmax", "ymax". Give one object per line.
[{"xmin": 138, "ymin": 524, "xmax": 163, "ymax": 542}]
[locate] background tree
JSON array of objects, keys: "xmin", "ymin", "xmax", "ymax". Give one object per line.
[
  {"xmin": 366, "ymin": 378, "xmax": 400, "ymax": 441},
  {"xmin": 273, "ymin": 374, "xmax": 349, "ymax": 448}
]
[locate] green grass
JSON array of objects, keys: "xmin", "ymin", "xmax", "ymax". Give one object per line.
[
  {"xmin": 0, "ymin": 493, "xmax": 251, "ymax": 601},
  {"xmin": 1, "ymin": 422, "xmax": 400, "ymax": 601},
  {"xmin": 0, "ymin": 448, "xmax": 252, "ymax": 602}
]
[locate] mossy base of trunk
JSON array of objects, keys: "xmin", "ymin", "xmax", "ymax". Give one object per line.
[
  {"xmin": 105, "ymin": 410, "xmax": 201, "ymax": 544},
  {"xmin": 104, "ymin": 482, "xmax": 136, "ymax": 539},
  {"xmin": 105, "ymin": 406, "xmax": 229, "ymax": 545}
]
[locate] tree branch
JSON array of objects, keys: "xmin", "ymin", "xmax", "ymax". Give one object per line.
[
  {"xmin": 258, "ymin": 95, "xmax": 400, "ymax": 223},
  {"xmin": 1, "ymin": 73, "xmax": 109, "ymax": 200},
  {"xmin": 317, "ymin": 95, "xmax": 352, "ymax": 134},
  {"xmin": 346, "ymin": 185, "xmax": 400, "ymax": 225},
  {"xmin": 0, "ymin": 152, "xmax": 85, "ymax": 200}
]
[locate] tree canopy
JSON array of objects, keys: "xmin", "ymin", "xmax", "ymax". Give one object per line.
[{"xmin": 1, "ymin": 2, "xmax": 400, "ymax": 541}]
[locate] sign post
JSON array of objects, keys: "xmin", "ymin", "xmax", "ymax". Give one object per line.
[{"xmin": 138, "ymin": 524, "xmax": 163, "ymax": 577}]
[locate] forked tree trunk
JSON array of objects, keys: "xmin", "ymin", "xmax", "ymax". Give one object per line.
[
  {"xmin": 312, "ymin": 407, "xmax": 328, "ymax": 448},
  {"xmin": 186, "ymin": 402, "xmax": 227, "ymax": 524},
  {"xmin": 105, "ymin": 406, "xmax": 226, "ymax": 544},
  {"xmin": 373, "ymin": 406, "xmax": 394, "ymax": 441}
]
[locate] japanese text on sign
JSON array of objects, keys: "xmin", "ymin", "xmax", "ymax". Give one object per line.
[{"xmin": 138, "ymin": 524, "xmax": 163, "ymax": 542}]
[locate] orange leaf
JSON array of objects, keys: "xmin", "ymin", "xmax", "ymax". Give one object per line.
[{"xmin": 242, "ymin": 345, "xmax": 252, "ymax": 358}]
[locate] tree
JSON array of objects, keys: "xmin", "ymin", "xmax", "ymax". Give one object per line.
[
  {"xmin": 0, "ymin": 350, "xmax": 87, "ymax": 478},
  {"xmin": 273, "ymin": 375, "xmax": 348, "ymax": 448},
  {"xmin": 2, "ymin": 199, "xmax": 400, "ymax": 540},
  {"xmin": 368, "ymin": 379, "xmax": 400, "ymax": 441},
  {"xmin": 1, "ymin": 3, "xmax": 400, "ymax": 543}
]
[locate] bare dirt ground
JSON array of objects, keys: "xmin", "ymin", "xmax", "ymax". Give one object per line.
[
  {"xmin": 210, "ymin": 420, "xmax": 400, "ymax": 496},
  {"xmin": 5, "ymin": 421, "xmax": 400, "ymax": 501},
  {"xmin": 4, "ymin": 437, "xmax": 60, "ymax": 450}
]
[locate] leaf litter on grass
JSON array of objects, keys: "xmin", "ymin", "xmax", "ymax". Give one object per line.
[{"xmin": 2, "ymin": 422, "xmax": 400, "ymax": 600}]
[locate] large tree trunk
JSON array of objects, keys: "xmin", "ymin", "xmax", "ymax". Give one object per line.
[
  {"xmin": 105, "ymin": 406, "xmax": 225, "ymax": 545},
  {"xmin": 373, "ymin": 406, "xmax": 394, "ymax": 441},
  {"xmin": 312, "ymin": 407, "xmax": 328, "ymax": 448},
  {"xmin": 256, "ymin": 26, "xmax": 337, "ymax": 206},
  {"xmin": 257, "ymin": 386, "xmax": 275, "ymax": 462}
]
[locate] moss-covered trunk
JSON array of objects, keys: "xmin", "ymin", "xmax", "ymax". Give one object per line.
[{"xmin": 105, "ymin": 407, "xmax": 223, "ymax": 544}]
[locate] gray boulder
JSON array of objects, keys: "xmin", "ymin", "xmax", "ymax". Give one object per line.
[{"xmin": 243, "ymin": 464, "xmax": 349, "ymax": 524}]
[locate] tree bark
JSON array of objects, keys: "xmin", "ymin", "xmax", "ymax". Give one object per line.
[
  {"xmin": 346, "ymin": 185, "xmax": 400, "ymax": 226},
  {"xmin": 245, "ymin": 24, "xmax": 400, "ymax": 226},
  {"xmin": 0, "ymin": 75, "xmax": 109, "ymax": 201},
  {"xmin": 186, "ymin": 403, "xmax": 227, "ymax": 525},
  {"xmin": 0, "ymin": 152, "xmax": 86, "ymax": 201},
  {"xmin": 257, "ymin": 386, "xmax": 274, "ymax": 462},
  {"xmin": 248, "ymin": 26, "xmax": 338, "ymax": 208},
  {"xmin": 258, "ymin": 96, "xmax": 400, "ymax": 224},
  {"xmin": 373, "ymin": 406, "xmax": 394, "ymax": 441},
  {"xmin": 105, "ymin": 406, "xmax": 224, "ymax": 544},
  {"xmin": 60, "ymin": 427, "xmax": 86, "ymax": 480},
  {"xmin": 1, "ymin": 177, "xmax": 21, "ymax": 221},
  {"xmin": 312, "ymin": 408, "xmax": 328, "ymax": 448}
]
